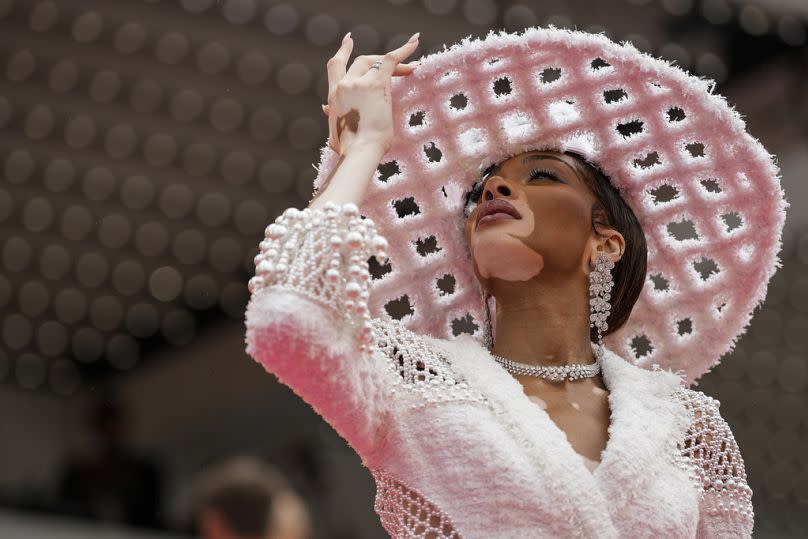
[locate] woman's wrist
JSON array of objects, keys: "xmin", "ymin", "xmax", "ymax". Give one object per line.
[{"xmin": 308, "ymin": 141, "xmax": 387, "ymax": 210}]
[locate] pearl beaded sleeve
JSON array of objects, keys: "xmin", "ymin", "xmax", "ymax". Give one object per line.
[
  {"xmin": 248, "ymin": 201, "xmax": 388, "ymax": 352},
  {"xmin": 244, "ymin": 202, "xmax": 393, "ymax": 456},
  {"xmin": 673, "ymin": 387, "xmax": 754, "ymax": 538}
]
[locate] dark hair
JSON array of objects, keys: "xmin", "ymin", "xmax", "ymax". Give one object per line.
[
  {"xmin": 195, "ymin": 457, "xmax": 287, "ymax": 536},
  {"xmin": 563, "ymin": 151, "xmax": 647, "ymax": 342}
]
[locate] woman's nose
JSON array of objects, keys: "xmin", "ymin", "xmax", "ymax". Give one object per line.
[{"xmin": 483, "ymin": 176, "xmax": 512, "ymax": 201}]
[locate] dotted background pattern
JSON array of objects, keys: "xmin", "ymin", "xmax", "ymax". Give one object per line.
[{"xmin": 313, "ymin": 27, "xmax": 787, "ymax": 386}]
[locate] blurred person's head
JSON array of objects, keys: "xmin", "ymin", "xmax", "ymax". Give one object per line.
[{"xmin": 194, "ymin": 456, "xmax": 311, "ymax": 539}]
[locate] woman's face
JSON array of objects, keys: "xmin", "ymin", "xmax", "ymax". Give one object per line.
[{"xmin": 463, "ymin": 150, "xmax": 600, "ymax": 288}]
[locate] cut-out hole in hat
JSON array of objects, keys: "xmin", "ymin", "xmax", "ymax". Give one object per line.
[
  {"xmin": 493, "ymin": 76, "xmax": 513, "ymax": 96},
  {"xmin": 414, "ymin": 235, "xmax": 442, "ymax": 257},
  {"xmin": 377, "ymin": 161, "xmax": 400, "ymax": 183},
  {"xmin": 603, "ymin": 88, "xmax": 628, "ymax": 104},
  {"xmin": 693, "ymin": 257, "xmax": 720, "ymax": 281},
  {"xmin": 649, "ymin": 183, "xmax": 679, "ymax": 204},
  {"xmin": 721, "ymin": 211, "xmax": 743, "ymax": 232},
  {"xmin": 441, "ymin": 185, "xmax": 448, "ymax": 198},
  {"xmin": 700, "ymin": 178, "xmax": 722, "ymax": 193},
  {"xmin": 686, "ymin": 142, "xmax": 705, "ymax": 157},
  {"xmin": 667, "ymin": 218, "xmax": 699, "ymax": 241},
  {"xmin": 423, "ymin": 141, "xmax": 443, "ymax": 163},
  {"xmin": 650, "ymin": 273, "xmax": 670, "ymax": 291},
  {"xmin": 451, "ymin": 313, "xmax": 479, "ymax": 336},
  {"xmin": 633, "ymin": 151, "xmax": 661, "ymax": 169},
  {"xmin": 676, "ymin": 318, "xmax": 693, "ymax": 336},
  {"xmin": 393, "ymin": 196, "xmax": 420, "ymax": 218},
  {"xmin": 436, "ymin": 273, "xmax": 455, "ymax": 296},
  {"xmin": 539, "ymin": 67, "xmax": 562, "ymax": 84},
  {"xmin": 591, "ymin": 57, "xmax": 611, "ymax": 70},
  {"xmin": 368, "ymin": 255, "xmax": 392, "ymax": 280},
  {"xmin": 449, "ymin": 93, "xmax": 469, "ymax": 110},
  {"xmin": 385, "ymin": 295, "xmax": 414, "ymax": 320},
  {"xmin": 409, "ymin": 111, "xmax": 426, "ymax": 127},
  {"xmin": 487, "ymin": 57, "xmax": 501, "ymax": 65},
  {"xmin": 630, "ymin": 334, "xmax": 654, "ymax": 358},
  {"xmin": 424, "ymin": 142, "xmax": 443, "ymax": 163},
  {"xmin": 667, "ymin": 106, "xmax": 686, "ymax": 122},
  {"xmin": 717, "ymin": 301, "xmax": 727, "ymax": 312},
  {"xmin": 616, "ymin": 120, "xmax": 644, "ymax": 138}
]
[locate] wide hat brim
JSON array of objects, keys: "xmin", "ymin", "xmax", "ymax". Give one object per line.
[{"xmin": 312, "ymin": 26, "xmax": 787, "ymax": 385}]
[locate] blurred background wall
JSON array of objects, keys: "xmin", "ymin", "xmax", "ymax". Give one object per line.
[{"xmin": 0, "ymin": 0, "xmax": 806, "ymax": 537}]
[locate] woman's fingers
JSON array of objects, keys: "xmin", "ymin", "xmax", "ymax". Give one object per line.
[
  {"xmin": 326, "ymin": 33, "xmax": 353, "ymax": 94},
  {"xmin": 374, "ymin": 33, "xmax": 420, "ymax": 79}
]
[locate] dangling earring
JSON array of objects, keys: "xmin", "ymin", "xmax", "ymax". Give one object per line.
[
  {"xmin": 589, "ymin": 252, "xmax": 614, "ymax": 361},
  {"xmin": 482, "ymin": 291, "xmax": 494, "ymax": 351}
]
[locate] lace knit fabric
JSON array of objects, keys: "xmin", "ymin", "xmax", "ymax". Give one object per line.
[
  {"xmin": 672, "ymin": 387, "xmax": 754, "ymax": 535},
  {"xmin": 372, "ymin": 318, "xmax": 487, "ymax": 409},
  {"xmin": 371, "ymin": 468, "xmax": 461, "ymax": 539}
]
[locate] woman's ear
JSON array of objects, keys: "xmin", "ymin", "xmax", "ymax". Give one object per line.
[{"xmin": 590, "ymin": 228, "xmax": 625, "ymax": 266}]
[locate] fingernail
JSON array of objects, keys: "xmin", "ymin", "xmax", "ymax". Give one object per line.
[
  {"xmin": 343, "ymin": 32, "xmax": 352, "ymax": 43},
  {"xmin": 408, "ymin": 32, "xmax": 420, "ymax": 43}
]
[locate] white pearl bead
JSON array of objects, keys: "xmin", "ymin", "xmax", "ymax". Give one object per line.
[
  {"xmin": 348, "ymin": 265, "xmax": 362, "ymax": 277},
  {"xmin": 346, "ymin": 231, "xmax": 363, "ymax": 249},
  {"xmin": 345, "ymin": 282, "xmax": 361, "ymax": 298},
  {"xmin": 257, "ymin": 260, "xmax": 273, "ymax": 274},
  {"xmin": 341, "ymin": 203, "xmax": 359, "ymax": 217},
  {"xmin": 329, "ymin": 235, "xmax": 343, "ymax": 248},
  {"xmin": 326, "ymin": 269, "xmax": 340, "ymax": 282},
  {"xmin": 372, "ymin": 236, "xmax": 388, "ymax": 251}
]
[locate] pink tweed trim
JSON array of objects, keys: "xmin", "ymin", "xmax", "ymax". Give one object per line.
[{"xmin": 312, "ymin": 26, "xmax": 788, "ymax": 386}]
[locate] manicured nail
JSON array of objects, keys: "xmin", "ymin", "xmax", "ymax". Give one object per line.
[
  {"xmin": 408, "ymin": 32, "xmax": 420, "ymax": 43},
  {"xmin": 343, "ymin": 32, "xmax": 352, "ymax": 43}
]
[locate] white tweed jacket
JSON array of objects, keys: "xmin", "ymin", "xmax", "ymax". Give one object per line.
[{"xmin": 244, "ymin": 207, "xmax": 754, "ymax": 538}]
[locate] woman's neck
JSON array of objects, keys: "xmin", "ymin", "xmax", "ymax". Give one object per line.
[{"xmin": 489, "ymin": 275, "xmax": 595, "ymax": 368}]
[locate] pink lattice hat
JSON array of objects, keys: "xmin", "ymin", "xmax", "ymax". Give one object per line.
[{"xmin": 311, "ymin": 26, "xmax": 787, "ymax": 385}]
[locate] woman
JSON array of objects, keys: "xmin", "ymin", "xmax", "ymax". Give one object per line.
[{"xmin": 245, "ymin": 27, "xmax": 786, "ymax": 538}]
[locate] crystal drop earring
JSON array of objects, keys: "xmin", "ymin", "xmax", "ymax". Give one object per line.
[
  {"xmin": 482, "ymin": 291, "xmax": 494, "ymax": 351},
  {"xmin": 589, "ymin": 252, "xmax": 615, "ymax": 360}
]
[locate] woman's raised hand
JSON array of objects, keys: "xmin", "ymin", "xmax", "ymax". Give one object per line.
[{"xmin": 322, "ymin": 32, "xmax": 420, "ymax": 156}]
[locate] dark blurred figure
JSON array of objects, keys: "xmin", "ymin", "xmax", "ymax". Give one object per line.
[
  {"xmin": 57, "ymin": 396, "xmax": 163, "ymax": 528},
  {"xmin": 194, "ymin": 456, "xmax": 311, "ymax": 539}
]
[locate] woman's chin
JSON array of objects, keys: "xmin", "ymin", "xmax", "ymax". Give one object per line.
[{"xmin": 472, "ymin": 235, "xmax": 544, "ymax": 281}]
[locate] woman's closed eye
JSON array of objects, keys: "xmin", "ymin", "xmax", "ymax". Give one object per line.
[{"xmin": 528, "ymin": 168, "xmax": 564, "ymax": 183}]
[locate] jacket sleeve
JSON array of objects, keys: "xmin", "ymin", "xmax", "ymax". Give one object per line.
[
  {"xmin": 243, "ymin": 202, "xmax": 394, "ymax": 458},
  {"xmin": 678, "ymin": 390, "xmax": 755, "ymax": 538}
]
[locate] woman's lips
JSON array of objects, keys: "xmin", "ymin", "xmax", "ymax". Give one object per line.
[{"xmin": 476, "ymin": 212, "xmax": 517, "ymax": 227}]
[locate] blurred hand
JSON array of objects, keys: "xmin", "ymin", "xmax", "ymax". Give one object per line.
[{"xmin": 322, "ymin": 32, "xmax": 420, "ymax": 156}]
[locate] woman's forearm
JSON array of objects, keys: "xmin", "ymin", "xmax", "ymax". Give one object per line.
[{"xmin": 308, "ymin": 140, "xmax": 387, "ymax": 210}]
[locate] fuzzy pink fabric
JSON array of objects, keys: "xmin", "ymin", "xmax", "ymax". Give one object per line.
[{"xmin": 312, "ymin": 26, "xmax": 787, "ymax": 385}]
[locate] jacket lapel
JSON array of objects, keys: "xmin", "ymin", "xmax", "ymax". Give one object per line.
[
  {"xmin": 593, "ymin": 347, "xmax": 691, "ymax": 521},
  {"xmin": 427, "ymin": 332, "xmax": 690, "ymax": 537}
]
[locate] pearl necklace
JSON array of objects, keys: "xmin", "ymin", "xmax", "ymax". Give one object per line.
[{"xmin": 492, "ymin": 346, "xmax": 603, "ymax": 382}]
